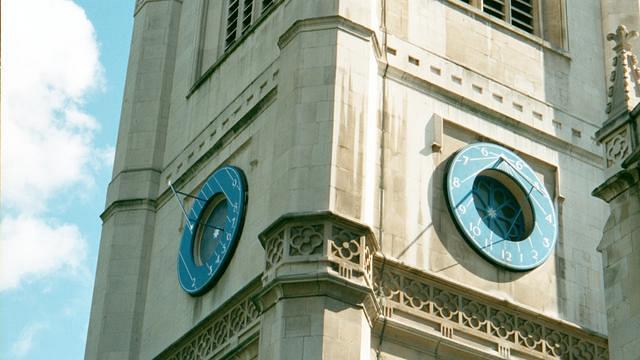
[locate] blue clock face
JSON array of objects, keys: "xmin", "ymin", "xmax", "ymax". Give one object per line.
[
  {"xmin": 177, "ymin": 165, "xmax": 247, "ymax": 295},
  {"xmin": 445, "ymin": 143, "xmax": 557, "ymax": 271}
]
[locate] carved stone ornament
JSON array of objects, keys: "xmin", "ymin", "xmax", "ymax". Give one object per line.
[
  {"xmin": 606, "ymin": 25, "xmax": 640, "ymax": 119},
  {"xmin": 604, "ymin": 125, "xmax": 632, "ymax": 168},
  {"xmin": 374, "ymin": 258, "xmax": 609, "ymax": 359},
  {"xmin": 160, "ymin": 280, "xmax": 262, "ymax": 360},
  {"xmin": 596, "ymin": 25, "xmax": 640, "ymax": 174},
  {"xmin": 255, "ymin": 211, "xmax": 381, "ymax": 324},
  {"xmin": 258, "ymin": 212, "xmax": 378, "ymax": 289}
]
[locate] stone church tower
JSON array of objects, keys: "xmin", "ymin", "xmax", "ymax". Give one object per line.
[{"xmin": 85, "ymin": 0, "xmax": 631, "ymax": 359}]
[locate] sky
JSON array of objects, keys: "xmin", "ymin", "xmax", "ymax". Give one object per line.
[{"xmin": 1, "ymin": 1, "xmax": 134, "ymax": 358}]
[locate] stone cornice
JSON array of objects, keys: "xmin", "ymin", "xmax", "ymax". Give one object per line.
[
  {"xmin": 592, "ymin": 167, "xmax": 640, "ymax": 203},
  {"xmin": 277, "ymin": 15, "xmax": 382, "ymax": 59},
  {"xmin": 257, "ymin": 210, "xmax": 378, "ymax": 251},
  {"xmin": 254, "ymin": 272, "xmax": 380, "ymax": 327},
  {"xmin": 100, "ymin": 198, "xmax": 157, "ymax": 222},
  {"xmin": 134, "ymin": 0, "xmax": 183, "ymax": 17}
]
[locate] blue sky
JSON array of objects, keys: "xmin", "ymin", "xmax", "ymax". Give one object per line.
[{"xmin": 1, "ymin": 1, "xmax": 133, "ymax": 358}]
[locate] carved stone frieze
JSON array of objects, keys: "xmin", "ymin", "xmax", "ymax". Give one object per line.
[
  {"xmin": 159, "ymin": 280, "xmax": 262, "ymax": 360},
  {"xmin": 263, "ymin": 230, "xmax": 284, "ymax": 270},
  {"xmin": 374, "ymin": 259, "xmax": 609, "ymax": 359}
]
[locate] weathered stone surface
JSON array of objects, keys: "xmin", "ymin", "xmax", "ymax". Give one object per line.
[{"xmin": 87, "ymin": 0, "xmax": 619, "ymax": 359}]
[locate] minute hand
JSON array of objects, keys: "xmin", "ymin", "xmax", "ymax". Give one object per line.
[{"xmin": 498, "ymin": 156, "xmax": 542, "ymax": 194}]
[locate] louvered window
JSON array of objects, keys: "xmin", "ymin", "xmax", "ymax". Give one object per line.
[
  {"xmin": 510, "ymin": 0, "xmax": 534, "ymax": 33},
  {"xmin": 262, "ymin": 0, "xmax": 274, "ymax": 12},
  {"xmin": 224, "ymin": 0, "xmax": 240, "ymax": 50},
  {"xmin": 457, "ymin": 0, "xmax": 537, "ymax": 35},
  {"xmin": 224, "ymin": 0, "xmax": 276, "ymax": 51},
  {"xmin": 483, "ymin": 0, "xmax": 506, "ymax": 20},
  {"xmin": 241, "ymin": 0, "xmax": 253, "ymax": 34}
]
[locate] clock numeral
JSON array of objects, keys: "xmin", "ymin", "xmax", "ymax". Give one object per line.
[
  {"xmin": 452, "ymin": 177, "xmax": 461, "ymax": 188},
  {"xmin": 481, "ymin": 147, "xmax": 489, "ymax": 156},
  {"xmin": 457, "ymin": 204, "xmax": 466, "ymax": 214},
  {"xmin": 520, "ymin": 253, "xmax": 524, "ymax": 263},
  {"xmin": 545, "ymin": 214, "xmax": 554, "ymax": 224},
  {"xmin": 463, "ymin": 156, "xmax": 470, "ymax": 165},
  {"xmin": 543, "ymin": 237, "xmax": 551, "ymax": 248},
  {"xmin": 515, "ymin": 160, "xmax": 524, "ymax": 170},
  {"xmin": 468, "ymin": 223, "xmax": 481, "ymax": 237},
  {"xmin": 501, "ymin": 249, "xmax": 512, "ymax": 262},
  {"xmin": 531, "ymin": 250, "xmax": 539, "ymax": 261}
]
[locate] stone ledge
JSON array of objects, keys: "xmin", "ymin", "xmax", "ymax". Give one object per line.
[
  {"xmin": 592, "ymin": 167, "xmax": 640, "ymax": 203},
  {"xmin": 277, "ymin": 15, "xmax": 382, "ymax": 59},
  {"xmin": 100, "ymin": 198, "xmax": 157, "ymax": 222},
  {"xmin": 254, "ymin": 272, "xmax": 380, "ymax": 327},
  {"xmin": 375, "ymin": 316, "xmax": 506, "ymax": 360}
]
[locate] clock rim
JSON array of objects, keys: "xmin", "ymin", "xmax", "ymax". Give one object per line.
[
  {"xmin": 177, "ymin": 165, "xmax": 248, "ymax": 296},
  {"xmin": 444, "ymin": 142, "xmax": 557, "ymax": 271}
]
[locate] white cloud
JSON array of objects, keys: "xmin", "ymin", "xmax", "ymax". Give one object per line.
[
  {"xmin": 11, "ymin": 322, "xmax": 47, "ymax": 358},
  {"xmin": 0, "ymin": 216, "xmax": 87, "ymax": 291},
  {"xmin": 1, "ymin": 0, "xmax": 105, "ymax": 213},
  {"xmin": 96, "ymin": 145, "xmax": 116, "ymax": 169},
  {"xmin": 0, "ymin": 0, "xmax": 108, "ymax": 291}
]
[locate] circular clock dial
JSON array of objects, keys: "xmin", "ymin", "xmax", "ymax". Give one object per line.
[
  {"xmin": 177, "ymin": 165, "xmax": 247, "ymax": 295},
  {"xmin": 445, "ymin": 143, "xmax": 557, "ymax": 271}
]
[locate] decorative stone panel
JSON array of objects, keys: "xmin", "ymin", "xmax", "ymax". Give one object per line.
[
  {"xmin": 158, "ymin": 280, "xmax": 262, "ymax": 360},
  {"xmin": 259, "ymin": 211, "xmax": 378, "ymax": 290},
  {"xmin": 374, "ymin": 258, "xmax": 609, "ymax": 359},
  {"xmin": 603, "ymin": 124, "xmax": 632, "ymax": 168}
]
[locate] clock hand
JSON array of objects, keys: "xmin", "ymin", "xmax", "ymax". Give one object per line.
[
  {"xmin": 178, "ymin": 252, "xmax": 196, "ymax": 283},
  {"xmin": 196, "ymin": 222, "xmax": 225, "ymax": 232},
  {"xmin": 480, "ymin": 237, "xmax": 508, "ymax": 249},
  {"xmin": 454, "ymin": 190, "xmax": 474, "ymax": 208},
  {"xmin": 460, "ymin": 158, "xmax": 502, "ymax": 183},
  {"xmin": 503, "ymin": 208, "xmax": 523, "ymax": 240},
  {"xmin": 498, "ymin": 156, "xmax": 542, "ymax": 194}
]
